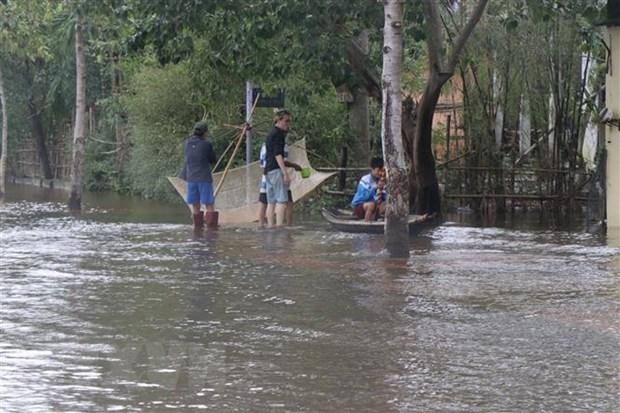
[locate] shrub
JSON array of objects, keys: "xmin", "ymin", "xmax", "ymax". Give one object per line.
[{"xmin": 124, "ymin": 62, "xmax": 201, "ymax": 202}]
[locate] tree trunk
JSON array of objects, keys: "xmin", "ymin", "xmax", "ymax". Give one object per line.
[
  {"xmin": 68, "ymin": 16, "xmax": 87, "ymax": 211},
  {"xmin": 0, "ymin": 67, "xmax": 7, "ymax": 201},
  {"xmin": 347, "ymin": 40, "xmax": 418, "ymax": 205},
  {"xmin": 346, "ymin": 40, "xmax": 382, "ymax": 102},
  {"xmin": 519, "ymin": 94, "xmax": 531, "ymax": 156},
  {"xmin": 414, "ymin": 0, "xmax": 488, "ymax": 216},
  {"xmin": 26, "ymin": 96, "xmax": 54, "ymax": 179},
  {"xmin": 348, "ymin": 30, "xmax": 370, "ymax": 165},
  {"xmin": 402, "ymin": 97, "xmax": 418, "ymax": 210},
  {"xmin": 111, "ymin": 52, "xmax": 127, "ymax": 174},
  {"xmin": 382, "ymin": 0, "xmax": 409, "ymax": 258},
  {"xmin": 493, "ymin": 67, "xmax": 504, "ymax": 150},
  {"xmin": 414, "ymin": 74, "xmax": 446, "ymax": 215},
  {"xmin": 20, "ymin": 61, "xmax": 54, "ymax": 180}
]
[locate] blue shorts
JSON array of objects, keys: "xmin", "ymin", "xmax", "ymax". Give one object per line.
[
  {"xmin": 265, "ymin": 169, "xmax": 289, "ymax": 204},
  {"xmin": 186, "ymin": 181, "xmax": 214, "ymax": 205}
]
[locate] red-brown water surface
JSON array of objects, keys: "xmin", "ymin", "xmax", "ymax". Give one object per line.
[{"xmin": 1, "ymin": 184, "xmax": 618, "ymax": 412}]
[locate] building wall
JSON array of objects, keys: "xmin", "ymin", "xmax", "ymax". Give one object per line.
[
  {"xmin": 606, "ymin": 27, "xmax": 620, "ymax": 228},
  {"xmin": 432, "ymin": 76, "xmax": 464, "ymax": 161}
]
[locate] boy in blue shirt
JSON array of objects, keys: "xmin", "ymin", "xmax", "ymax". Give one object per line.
[{"xmin": 351, "ymin": 156, "xmax": 386, "ymax": 221}]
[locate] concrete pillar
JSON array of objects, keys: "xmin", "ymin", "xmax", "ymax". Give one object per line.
[
  {"xmin": 581, "ymin": 53, "xmax": 598, "ymax": 169},
  {"xmin": 606, "ymin": 22, "xmax": 620, "ymax": 228}
]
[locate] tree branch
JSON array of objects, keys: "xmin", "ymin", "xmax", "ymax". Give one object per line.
[
  {"xmin": 446, "ymin": 0, "xmax": 489, "ymax": 74},
  {"xmin": 346, "ymin": 40, "xmax": 382, "ymax": 102},
  {"xmin": 422, "ymin": 0, "xmax": 445, "ymax": 74}
]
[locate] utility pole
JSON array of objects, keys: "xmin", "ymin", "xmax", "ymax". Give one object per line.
[{"xmin": 246, "ymin": 81, "xmax": 253, "ymax": 164}]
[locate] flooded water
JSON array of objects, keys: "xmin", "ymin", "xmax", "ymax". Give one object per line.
[{"xmin": 1, "ymin": 184, "xmax": 619, "ymax": 412}]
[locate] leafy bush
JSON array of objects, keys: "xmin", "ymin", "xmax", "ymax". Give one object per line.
[
  {"xmin": 124, "ymin": 62, "xmax": 201, "ymax": 202},
  {"xmin": 84, "ymin": 137, "xmax": 116, "ymax": 192},
  {"xmin": 120, "ymin": 57, "xmax": 354, "ymax": 204}
]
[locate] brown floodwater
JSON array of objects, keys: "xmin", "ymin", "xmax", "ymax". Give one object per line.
[{"xmin": 1, "ymin": 183, "xmax": 618, "ymax": 412}]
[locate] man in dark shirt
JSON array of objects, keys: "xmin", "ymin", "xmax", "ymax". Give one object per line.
[
  {"xmin": 180, "ymin": 121, "xmax": 217, "ymax": 229},
  {"xmin": 264, "ymin": 109, "xmax": 292, "ymax": 227}
]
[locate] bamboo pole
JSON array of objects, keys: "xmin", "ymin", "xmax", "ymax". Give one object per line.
[
  {"xmin": 437, "ymin": 150, "xmax": 476, "ymax": 169},
  {"xmin": 445, "ymin": 166, "xmax": 582, "ymax": 174},
  {"xmin": 212, "ymin": 124, "xmax": 260, "ymax": 172},
  {"xmin": 214, "ymin": 93, "xmax": 260, "ymax": 197},
  {"xmin": 446, "ymin": 114, "xmax": 451, "ymax": 162},
  {"xmin": 212, "ymin": 137, "xmax": 237, "ymax": 173},
  {"xmin": 222, "ymin": 123, "xmax": 245, "ymax": 130},
  {"xmin": 212, "ymin": 124, "xmax": 262, "ymax": 172},
  {"xmin": 315, "ymin": 167, "xmax": 368, "ymax": 172},
  {"xmin": 444, "ymin": 193, "xmax": 589, "ymax": 201}
]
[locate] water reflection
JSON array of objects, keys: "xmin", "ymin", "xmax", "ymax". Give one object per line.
[
  {"xmin": 260, "ymin": 228, "xmax": 295, "ymax": 253},
  {"xmin": 1, "ymin": 185, "xmax": 619, "ymax": 412}
]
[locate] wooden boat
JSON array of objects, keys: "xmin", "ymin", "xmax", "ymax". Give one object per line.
[{"xmin": 321, "ymin": 208, "xmax": 439, "ymax": 234}]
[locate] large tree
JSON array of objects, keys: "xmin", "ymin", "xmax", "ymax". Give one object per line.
[
  {"xmin": 413, "ymin": 0, "xmax": 489, "ymax": 215},
  {"xmin": 381, "ymin": 0, "xmax": 409, "ymax": 258},
  {"xmin": 0, "ymin": 0, "xmax": 56, "ymax": 180},
  {"xmin": 0, "ymin": 67, "xmax": 7, "ymax": 201},
  {"xmin": 68, "ymin": 11, "xmax": 87, "ymax": 210}
]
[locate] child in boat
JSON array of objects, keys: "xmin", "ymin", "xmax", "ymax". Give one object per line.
[{"xmin": 351, "ymin": 157, "xmax": 386, "ymax": 221}]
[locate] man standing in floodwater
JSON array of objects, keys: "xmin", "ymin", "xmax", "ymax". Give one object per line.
[
  {"xmin": 264, "ymin": 109, "xmax": 294, "ymax": 227},
  {"xmin": 258, "ymin": 139, "xmax": 301, "ymax": 227},
  {"xmin": 180, "ymin": 121, "xmax": 217, "ymax": 230}
]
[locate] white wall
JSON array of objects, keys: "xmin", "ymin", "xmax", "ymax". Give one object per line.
[{"xmin": 606, "ymin": 27, "xmax": 620, "ymax": 228}]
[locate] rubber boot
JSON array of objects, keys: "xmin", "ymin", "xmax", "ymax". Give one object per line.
[
  {"xmin": 204, "ymin": 211, "xmax": 219, "ymax": 230},
  {"xmin": 192, "ymin": 213, "xmax": 204, "ymax": 231}
]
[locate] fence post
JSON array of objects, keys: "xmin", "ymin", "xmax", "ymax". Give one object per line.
[
  {"xmin": 510, "ymin": 169, "xmax": 515, "ymax": 213},
  {"xmin": 339, "ymin": 146, "xmax": 348, "ymax": 191},
  {"xmin": 446, "ymin": 115, "xmax": 451, "ymax": 162}
]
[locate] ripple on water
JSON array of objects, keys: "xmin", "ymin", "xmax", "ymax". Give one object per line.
[{"xmin": 1, "ymin": 200, "xmax": 618, "ymax": 412}]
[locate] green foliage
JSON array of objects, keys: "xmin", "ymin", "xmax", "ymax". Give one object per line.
[
  {"xmin": 281, "ymin": 78, "xmax": 351, "ymax": 165},
  {"xmin": 456, "ymin": 0, "xmax": 606, "ymax": 158},
  {"xmin": 124, "ymin": 61, "xmax": 201, "ymax": 201},
  {"xmin": 128, "ymin": 0, "xmax": 386, "ymax": 89},
  {"xmin": 402, "ymin": 39, "xmax": 428, "ymax": 95},
  {"xmin": 0, "ymin": 0, "xmax": 54, "ymax": 61},
  {"xmin": 3, "ymin": 0, "xmax": 394, "ymax": 203},
  {"xmin": 84, "ymin": 138, "xmax": 116, "ymax": 192},
  {"xmin": 4, "ymin": 0, "xmax": 609, "ymax": 210},
  {"xmin": 82, "ymin": 94, "xmax": 124, "ymax": 192},
  {"xmin": 0, "ymin": 64, "xmax": 29, "ymax": 149}
]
